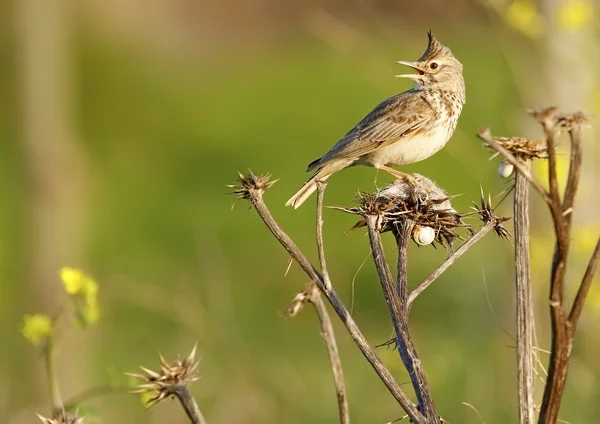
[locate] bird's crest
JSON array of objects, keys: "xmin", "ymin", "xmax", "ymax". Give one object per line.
[{"xmin": 418, "ymin": 31, "xmax": 452, "ymax": 62}]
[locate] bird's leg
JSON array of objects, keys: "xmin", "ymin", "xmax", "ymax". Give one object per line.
[
  {"xmin": 373, "ymin": 168, "xmax": 381, "ymax": 191},
  {"xmin": 376, "ymin": 165, "xmax": 414, "ymax": 182}
]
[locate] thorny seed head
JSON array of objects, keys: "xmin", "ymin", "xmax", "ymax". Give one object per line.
[
  {"xmin": 228, "ymin": 171, "xmax": 278, "ymax": 200},
  {"xmin": 555, "ymin": 111, "xmax": 590, "ymax": 132},
  {"xmin": 36, "ymin": 411, "xmax": 83, "ymax": 424},
  {"xmin": 485, "ymin": 136, "xmax": 548, "ymax": 161},
  {"xmin": 331, "ymin": 174, "xmax": 469, "ymax": 248},
  {"xmin": 471, "ymin": 187, "xmax": 511, "ymax": 240},
  {"xmin": 528, "ymin": 106, "xmax": 590, "ymax": 133},
  {"xmin": 127, "ymin": 345, "xmax": 200, "ymax": 407}
]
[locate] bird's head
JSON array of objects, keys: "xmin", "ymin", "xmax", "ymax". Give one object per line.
[{"xmin": 395, "ymin": 32, "xmax": 465, "ymax": 103}]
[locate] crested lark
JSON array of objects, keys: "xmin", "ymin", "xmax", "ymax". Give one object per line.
[{"xmin": 286, "ymin": 32, "xmax": 466, "ymax": 208}]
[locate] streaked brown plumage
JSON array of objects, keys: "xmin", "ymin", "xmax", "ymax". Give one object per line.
[{"xmin": 286, "ymin": 32, "xmax": 466, "ymax": 208}]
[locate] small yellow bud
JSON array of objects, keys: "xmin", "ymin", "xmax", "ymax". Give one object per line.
[
  {"xmin": 506, "ymin": 0, "xmax": 544, "ymax": 38},
  {"xmin": 60, "ymin": 267, "xmax": 101, "ymax": 327},
  {"xmin": 557, "ymin": 0, "xmax": 593, "ymax": 32},
  {"xmin": 60, "ymin": 267, "xmax": 85, "ymax": 294},
  {"xmin": 21, "ymin": 314, "xmax": 52, "ymax": 346}
]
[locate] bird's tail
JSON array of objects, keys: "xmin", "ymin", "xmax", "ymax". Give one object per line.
[
  {"xmin": 285, "ymin": 171, "xmax": 331, "ymax": 209},
  {"xmin": 286, "ymin": 160, "xmax": 351, "ymax": 208}
]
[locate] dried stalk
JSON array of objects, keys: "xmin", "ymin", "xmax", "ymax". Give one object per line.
[
  {"xmin": 514, "ymin": 161, "xmax": 535, "ymax": 424},
  {"xmin": 481, "ymin": 108, "xmax": 598, "ymax": 424},
  {"xmin": 568, "ymin": 238, "xmax": 600, "ymax": 327},
  {"xmin": 316, "ymin": 181, "xmax": 333, "ymax": 291},
  {"xmin": 233, "ymin": 174, "xmax": 424, "ymax": 423},
  {"xmin": 314, "ymin": 182, "xmax": 349, "ymax": 424},
  {"xmin": 393, "ymin": 221, "xmax": 413, "ymax": 304},
  {"xmin": 308, "ymin": 286, "xmax": 350, "ymax": 424},
  {"xmin": 173, "ymin": 384, "xmax": 207, "ymax": 424},
  {"xmin": 366, "ymin": 216, "xmax": 439, "ymax": 423},
  {"xmin": 407, "ymin": 220, "xmax": 496, "ymax": 308},
  {"xmin": 534, "ymin": 111, "xmax": 572, "ymax": 424}
]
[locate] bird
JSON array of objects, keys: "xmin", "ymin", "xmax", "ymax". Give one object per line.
[{"xmin": 286, "ymin": 32, "xmax": 466, "ymax": 209}]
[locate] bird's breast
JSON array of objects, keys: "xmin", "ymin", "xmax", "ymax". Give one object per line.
[{"xmin": 365, "ymin": 116, "xmax": 458, "ymax": 167}]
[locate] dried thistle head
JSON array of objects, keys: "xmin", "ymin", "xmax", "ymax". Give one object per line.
[
  {"xmin": 128, "ymin": 345, "xmax": 200, "ymax": 407},
  {"xmin": 486, "ymin": 136, "xmax": 547, "ymax": 161},
  {"xmin": 555, "ymin": 111, "xmax": 590, "ymax": 132},
  {"xmin": 333, "ymin": 174, "xmax": 468, "ymax": 248},
  {"xmin": 228, "ymin": 171, "xmax": 277, "ymax": 200},
  {"xmin": 471, "ymin": 187, "xmax": 511, "ymax": 240},
  {"xmin": 529, "ymin": 106, "xmax": 590, "ymax": 133},
  {"xmin": 36, "ymin": 411, "xmax": 83, "ymax": 424}
]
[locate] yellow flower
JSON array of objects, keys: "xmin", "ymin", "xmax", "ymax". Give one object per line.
[
  {"xmin": 61, "ymin": 267, "xmax": 101, "ymax": 327},
  {"xmin": 83, "ymin": 300, "xmax": 100, "ymax": 325},
  {"xmin": 557, "ymin": 0, "xmax": 593, "ymax": 32},
  {"xmin": 60, "ymin": 267, "xmax": 85, "ymax": 295},
  {"xmin": 21, "ymin": 314, "xmax": 53, "ymax": 346},
  {"xmin": 506, "ymin": 0, "xmax": 544, "ymax": 38}
]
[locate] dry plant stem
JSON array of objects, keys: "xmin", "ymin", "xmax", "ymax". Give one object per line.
[
  {"xmin": 366, "ymin": 216, "xmax": 439, "ymax": 423},
  {"xmin": 514, "ymin": 162, "xmax": 535, "ymax": 424},
  {"xmin": 562, "ymin": 128, "xmax": 582, "ymax": 231},
  {"xmin": 537, "ymin": 122, "xmax": 574, "ymax": 424},
  {"xmin": 316, "ymin": 181, "xmax": 332, "ymax": 290},
  {"xmin": 245, "ymin": 188, "xmax": 424, "ymax": 423},
  {"xmin": 394, "ymin": 222, "xmax": 414, "ymax": 304},
  {"xmin": 314, "ymin": 182, "xmax": 350, "ymax": 424},
  {"xmin": 407, "ymin": 221, "xmax": 495, "ymax": 309},
  {"xmin": 538, "ymin": 119, "xmax": 567, "ymax": 244},
  {"xmin": 568, "ymin": 238, "xmax": 600, "ymax": 326},
  {"xmin": 173, "ymin": 384, "xmax": 207, "ymax": 424},
  {"xmin": 477, "ymin": 129, "xmax": 551, "ymax": 204},
  {"xmin": 308, "ymin": 287, "xmax": 350, "ymax": 424}
]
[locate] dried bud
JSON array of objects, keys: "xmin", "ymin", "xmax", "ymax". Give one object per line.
[
  {"xmin": 36, "ymin": 411, "xmax": 83, "ymax": 424},
  {"xmin": 413, "ymin": 226, "xmax": 435, "ymax": 245},
  {"xmin": 127, "ymin": 345, "xmax": 200, "ymax": 407},
  {"xmin": 498, "ymin": 160, "xmax": 514, "ymax": 178}
]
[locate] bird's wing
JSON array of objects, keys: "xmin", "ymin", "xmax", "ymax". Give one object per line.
[{"xmin": 309, "ymin": 91, "xmax": 436, "ymax": 170}]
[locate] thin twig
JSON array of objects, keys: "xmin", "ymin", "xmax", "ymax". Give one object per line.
[
  {"xmin": 314, "ymin": 182, "xmax": 349, "ymax": 424},
  {"xmin": 535, "ymin": 112, "xmax": 567, "ymax": 247},
  {"xmin": 407, "ymin": 221, "xmax": 495, "ymax": 308},
  {"xmin": 366, "ymin": 216, "xmax": 439, "ymax": 423},
  {"xmin": 562, "ymin": 128, "xmax": 582, "ymax": 219},
  {"xmin": 173, "ymin": 384, "xmax": 208, "ymax": 424},
  {"xmin": 240, "ymin": 181, "xmax": 424, "ymax": 423},
  {"xmin": 316, "ymin": 181, "xmax": 333, "ymax": 291},
  {"xmin": 539, "ymin": 114, "xmax": 562, "ymax": 221},
  {"xmin": 477, "ymin": 128, "xmax": 551, "ymax": 204},
  {"xmin": 514, "ymin": 162, "xmax": 535, "ymax": 424},
  {"xmin": 568, "ymin": 238, "xmax": 600, "ymax": 327},
  {"xmin": 308, "ymin": 286, "xmax": 350, "ymax": 424}
]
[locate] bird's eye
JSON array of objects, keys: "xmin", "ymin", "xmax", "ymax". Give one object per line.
[{"xmin": 429, "ymin": 62, "xmax": 439, "ymax": 70}]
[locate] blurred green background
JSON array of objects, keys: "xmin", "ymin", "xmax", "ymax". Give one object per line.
[{"xmin": 1, "ymin": 0, "xmax": 599, "ymax": 423}]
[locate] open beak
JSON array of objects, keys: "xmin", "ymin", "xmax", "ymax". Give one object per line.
[{"xmin": 395, "ymin": 61, "xmax": 424, "ymax": 80}]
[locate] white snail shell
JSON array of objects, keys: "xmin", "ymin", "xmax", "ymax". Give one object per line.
[
  {"xmin": 498, "ymin": 160, "xmax": 514, "ymax": 178},
  {"xmin": 413, "ymin": 226, "xmax": 435, "ymax": 246}
]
